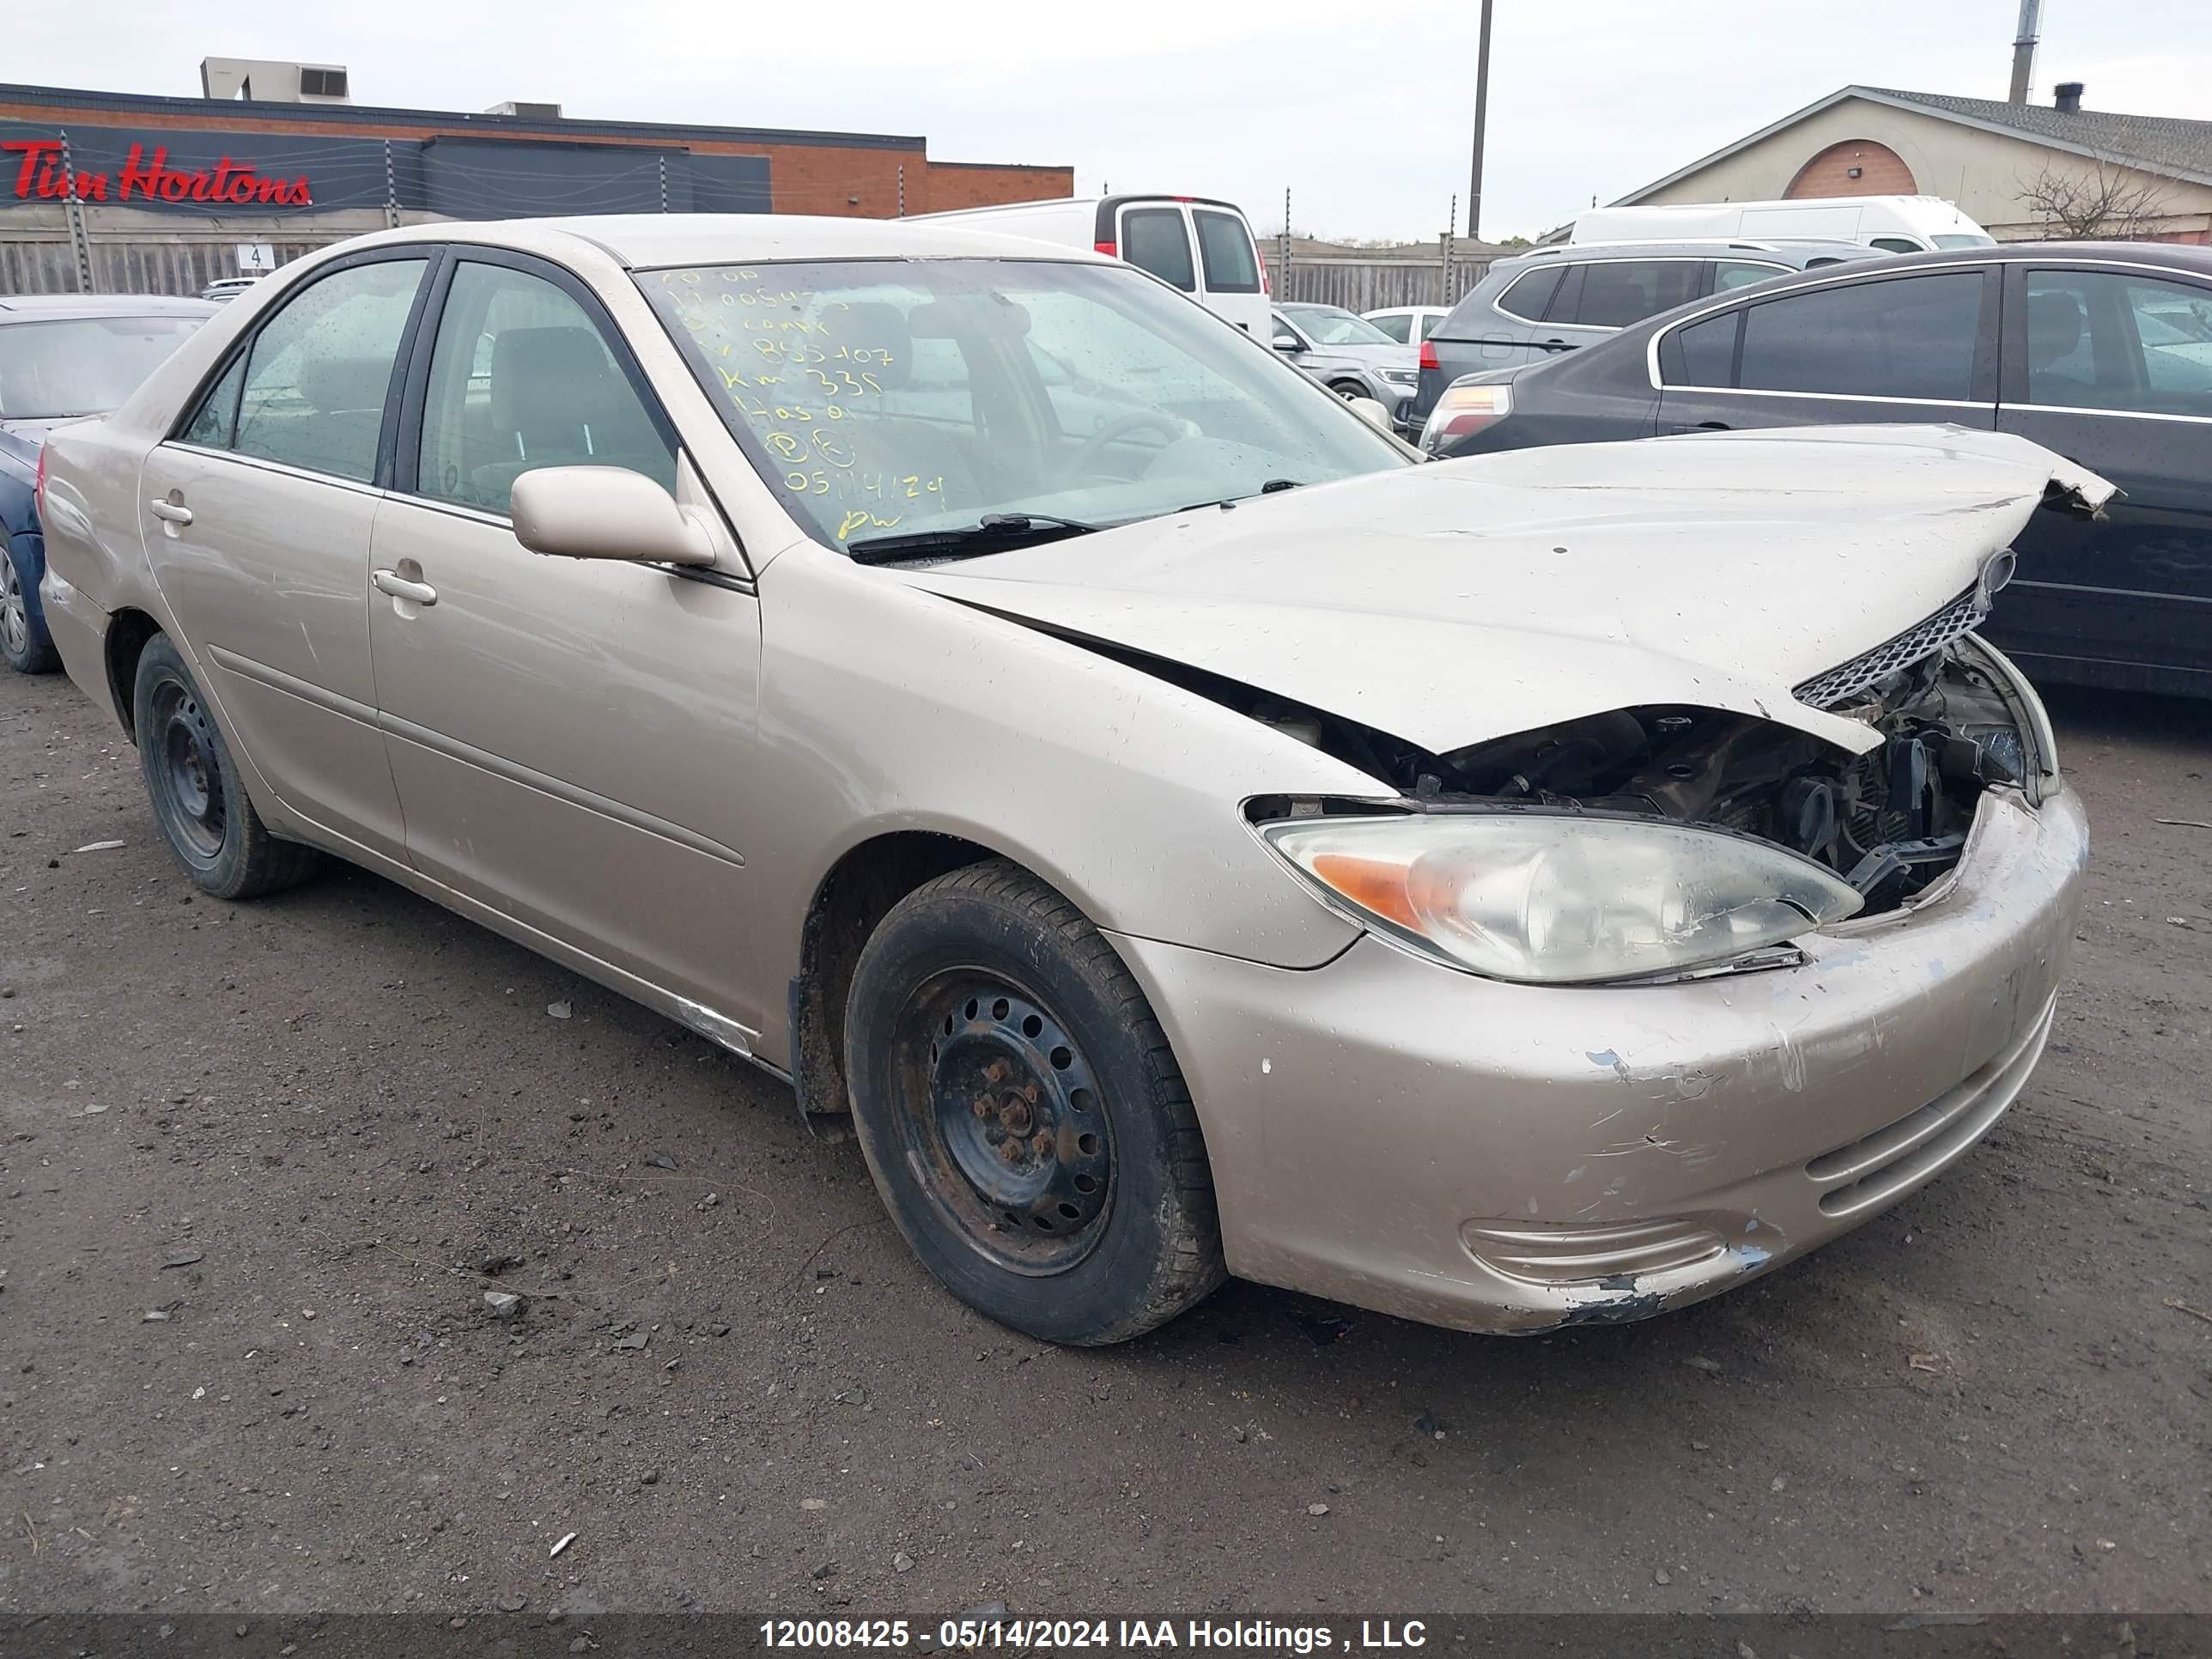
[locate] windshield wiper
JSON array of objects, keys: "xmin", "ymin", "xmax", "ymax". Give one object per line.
[
  {"xmin": 1172, "ymin": 480, "xmax": 1303, "ymax": 514},
  {"xmin": 846, "ymin": 511, "xmax": 1103, "ymax": 564}
]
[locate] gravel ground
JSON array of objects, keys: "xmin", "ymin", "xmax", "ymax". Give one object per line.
[{"xmin": 1, "ymin": 665, "xmax": 2208, "ymax": 1618}]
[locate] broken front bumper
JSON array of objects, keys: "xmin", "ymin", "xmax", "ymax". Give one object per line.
[{"xmin": 1112, "ymin": 783, "xmax": 2088, "ymax": 1334}]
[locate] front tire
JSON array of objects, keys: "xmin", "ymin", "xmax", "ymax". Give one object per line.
[
  {"xmin": 843, "ymin": 860, "xmax": 1225, "ymax": 1345},
  {"xmin": 132, "ymin": 635, "xmax": 320, "ymax": 900},
  {"xmin": 1328, "ymin": 380, "xmax": 1368, "ymax": 401}
]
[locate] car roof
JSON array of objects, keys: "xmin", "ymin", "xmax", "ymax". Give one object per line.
[
  {"xmin": 1504, "ymin": 238, "xmax": 1882, "ymax": 267},
  {"xmin": 349, "ymin": 212, "xmax": 1120, "ymax": 270},
  {"xmin": 1815, "ymin": 239, "xmax": 2212, "ymax": 274},
  {"xmin": 0, "ymin": 293, "xmax": 220, "ymax": 320}
]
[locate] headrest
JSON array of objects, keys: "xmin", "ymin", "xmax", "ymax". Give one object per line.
[{"xmin": 832, "ymin": 302, "xmax": 912, "ymax": 389}]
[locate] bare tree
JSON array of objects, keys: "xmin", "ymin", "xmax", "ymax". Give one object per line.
[{"xmin": 2017, "ymin": 159, "xmax": 2172, "ymax": 240}]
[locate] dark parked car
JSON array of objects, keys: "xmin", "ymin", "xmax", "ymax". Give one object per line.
[
  {"xmin": 1418, "ymin": 242, "xmax": 2212, "ymax": 699},
  {"xmin": 0, "ymin": 294, "xmax": 214, "ymax": 672},
  {"xmin": 1405, "ymin": 239, "xmax": 1881, "ymax": 434}
]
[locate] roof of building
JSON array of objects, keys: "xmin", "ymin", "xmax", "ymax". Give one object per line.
[{"xmin": 1614, "ymin": 83, "xmax": 2212, "ymax": 207}]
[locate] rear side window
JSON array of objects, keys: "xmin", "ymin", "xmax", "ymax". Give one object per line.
[
  {"xmin": 1494, "ymin": 265, "xmax": 1565, "ymax": 323},
  {"xmin": 1565, "ymin": 259, "xmax": 1699, "ymax": 329},
  {"xmin": 212, "ymin": 258, "xmax": 428, "ymax": 482},
  {"xmin": 1367, "ymin": 313, "xmax": 1412, "ymax": 343},
  {"xmin": 1737, "ymin": 272, "xmax": 1983, "ymax": 401},
  {"xmin": 1121, "ymin": 209, "xmax": 1195, "ymax": 293},
  {"xmin": 1870, "ymin": 237, "xmax": 1924, "ymax": 253},
  {"xmin": 1192, "ymin": 210, "xmax": 1261, "ymax": 295}
]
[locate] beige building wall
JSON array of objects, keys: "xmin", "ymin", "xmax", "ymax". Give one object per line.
[{"xmin": 1632, "ymin": 95, "xmax": 2212, "ymax": 242}]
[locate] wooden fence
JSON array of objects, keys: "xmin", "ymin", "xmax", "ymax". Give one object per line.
[
  {"xmin": 0, "ymin": 234, "xmax": 345, "ymax": 297},
  {"xmin": 1266, "ymin": 253, "xmax": 1492, "ymax": 313}
]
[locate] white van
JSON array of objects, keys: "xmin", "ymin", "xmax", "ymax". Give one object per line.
[
  {"xmin": 912, "ymin": 194, "xmax": 1273, "ymax": 337},
  {"xmin": 1569, "ymin": 195, "xmax": 1995, "ymax": 255}
]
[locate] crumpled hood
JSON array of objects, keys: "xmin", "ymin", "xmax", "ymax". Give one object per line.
[{"xmin": 894, "ymin": 425, "xmax": 2114, "ymax": 757}]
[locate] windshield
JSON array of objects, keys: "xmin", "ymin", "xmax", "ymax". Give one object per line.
[
  {"xmin": 643, "ymin": 258, "xmax": 1406, "ymax": 550},
  {"xmin": 0, "ymin": 314, "xmax": 204, "ymax": 419},
  {"xmin": 1285, "ymin": 307, "xmax": 1396, "ymax": 346},
  {"xmin": 1932, "ymin": 234, "xmax": 1996, "ymax": 249}
]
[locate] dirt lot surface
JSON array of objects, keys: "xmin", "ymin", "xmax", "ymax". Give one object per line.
[{"xmin": 2, "ymin": 665, "xmax": 2208, "ymax": 1620}]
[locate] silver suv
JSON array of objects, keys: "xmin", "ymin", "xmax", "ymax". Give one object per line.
[
  {"xmin": 1405, "ymin": 239, "xmax": 1883, "ymax": 432},
  {"xmin": 1270, "ymin": 303, "xmax": 1420, "ymax": 427}
]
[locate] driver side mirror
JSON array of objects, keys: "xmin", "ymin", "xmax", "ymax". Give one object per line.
[
  {"xmin": 511, "ymin": 465, "xmax": 715, "ymax": 566},
  {"xmin": 1346, "ymin": 397, "xmax": 1393, "ymax": 434},
  {"xmin": 1273, "ymin": 332, "xmax": 1304, "ymax": 352}
]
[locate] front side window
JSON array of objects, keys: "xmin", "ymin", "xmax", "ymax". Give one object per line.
[
  {"xmin": 1565, "ymin": 260, "xmax": 1700, "ymax": 329},
  {"xmin": 1737, "ymin": 271, "xmax": 1983, "ymax": 401},
  {"xmin": 219, "ymin": 258, "xmax": 427, "ymax": 482},
  {"xmin": 0, "ymin": 314, "xmax": 204, "ymax": 420},
  {"xmin": 2023, "ymin": 269, "xmax": 2212, "ymax": 417},
  {"xmin": 416, "ymin": 261, "xmax": 674, "ymax": 516},
  {"xmin": 644, "ymin": 258, "xmax": 1406, "ymax": 550},
  {"xmin": 1121, "ymin": 209, "xmax": 1195, "ymax": 292},
  {"xmin": 1193, "ymin": 210, "xmax": 1261, "ymax": 295}
]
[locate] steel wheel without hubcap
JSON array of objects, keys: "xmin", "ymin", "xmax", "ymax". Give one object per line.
[
  {"xmin": 145, "ymin": 677, "xmax": 228, "ymax": 866},
  {"xmin": 901, "ymin": 974, "xmax": 1116, "ymax": 1273}
]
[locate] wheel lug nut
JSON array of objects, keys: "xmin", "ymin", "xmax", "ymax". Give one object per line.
[
  {"xmin": 972, "ymin": 1097, "xmax": 994, "ymax": 1118},
  {"xmin": 998, "ymin": 1139, "xmax": 1022, "ymax": 1163},
  {"xmin": 1030, "ymin": 1131, "xmax": 1052, "ymax": 1158},
  {"xmin": 985, "ymin": 1059, "xmax": 1010, "ymax": 1083}
]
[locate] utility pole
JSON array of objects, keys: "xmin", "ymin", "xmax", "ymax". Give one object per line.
[
  {"xmin": 2008, "ymin": 0, "xmax": 2043, "ymax": 106},
  {"xmin": 1467, "ymin": 0, "xmax": 1493, "ymax": 241},
  {"xmin": 59, "ymin": 130, "xmax": 94, "ymax": 294}
]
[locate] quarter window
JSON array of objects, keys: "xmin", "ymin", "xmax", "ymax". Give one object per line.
[
  {"xmin": 1736, "ymin": 272, "xmax": 1983, "ymax": 401},
  {"xmin": 1495, "ymin": 265, "xmax": 1565, "ymax": 323},
  {"xmin": 1366, "ymin": 313, "xmax": 1412, "ymax": 343},
  {"xmin": 1713, "ymin": 260, "xmax": 1785, "ymax": 292},
  {"xmin": 1869, "ymin": 237, "xmax": 1924, "ymax": 253},
  {"xmin": 1121, "ymin": 209, "xmax": 1195, "ymax": 293},
  {"xmin": 1565, "ymin": 260, "xmax": 1699, "ymax": 329},
  {"xmin": 416, "ymin": 261, "xmax": 674, "ymax": 517},
  {"xmin": 1673, "ymin": 311, "xmax": 1741, "ymax": 386},
  {"xmin": 2022, "ymin": 269, "xmax": 2212, "ymax": 417},
  {"xmin": 219, "ymin": 258, "xmax": 427, "ymax": 482},
  {"xmin": 1192, "ymin": 210, "xmax": 1261, "ymax": 295}
]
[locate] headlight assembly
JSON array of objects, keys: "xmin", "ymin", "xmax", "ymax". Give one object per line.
[{"xmin": 1261, "ymin": 812, "xmax": 1863, "ymax": 984}]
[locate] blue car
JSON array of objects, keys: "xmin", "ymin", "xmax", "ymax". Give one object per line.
[{"xmin": 2, "ymin": 295, "xmax": 214, "ymax": 673}]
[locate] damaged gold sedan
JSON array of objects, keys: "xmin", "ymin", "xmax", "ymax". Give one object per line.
[{"xmin": 33, "ymin": 216, "xmax": 2111, "ymax": 1342}]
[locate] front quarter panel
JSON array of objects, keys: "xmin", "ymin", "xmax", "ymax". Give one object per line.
[{"xmin": 745, "ymin": 543, "xmax": 1376, "ymax": 1054}]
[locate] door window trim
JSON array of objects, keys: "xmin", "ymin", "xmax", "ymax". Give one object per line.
[
  {"xmin": 161, "ymin": 243, "xmax": 447, "ymax": 491},
  {"xmin": 1646, "ymin": 257, "xmax": 1999, "ymax": 398},
  {"xmin": 1997, "ymin": 260, "xmax": 2212, "ymax": 426}
]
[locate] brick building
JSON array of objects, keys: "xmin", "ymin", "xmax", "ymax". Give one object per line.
[{"xmin": 1, "ymin": 67, "xmax": 1072, "ymax": 295}]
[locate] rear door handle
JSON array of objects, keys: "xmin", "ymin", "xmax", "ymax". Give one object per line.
[
  {"xmin": 372, "ymin": 568, "xmax": 438, "ymax": 606},
  {"xmin": 1662, "ymin": 421, "xmax": 1732, "ymax": 434},
  {"xmin": 148, "ymin": 499, "xmax": 193, "ymax": 525}
]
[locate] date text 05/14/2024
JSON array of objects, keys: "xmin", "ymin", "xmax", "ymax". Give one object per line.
[{"xmin": 759, "ymin": 1619, "xmax": 1430, "ymax": 1651}]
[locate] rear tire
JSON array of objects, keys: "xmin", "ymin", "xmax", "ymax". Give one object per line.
[
  {"xmin": 132, "ymin": 635, "xmax": 321, "ymax": 900},
  {"xmin": 843, "ymin": 859, "xmax": 1225, "ymax": 1345},
  {"xmin": 1, "ymin": 540, "xmax": 59, "ymax": 674}
]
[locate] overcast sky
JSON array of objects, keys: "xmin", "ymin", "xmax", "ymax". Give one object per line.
[{"xmin": 12, "ymin": 1, "xmax": 2211, "ymax": 240}]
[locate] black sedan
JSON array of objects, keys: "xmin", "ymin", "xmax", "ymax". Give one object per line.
[
  {"xmin": 1419, "ymin": 243, "xmax": 2212, "ymax": 700},
  {"xmin": 1, "ymin": 294, "xmax": 213, "ymax": 673}
]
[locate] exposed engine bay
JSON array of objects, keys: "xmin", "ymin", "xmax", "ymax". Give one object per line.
[{"xmin": 1207, "ymin": 641, "xmax": 2038, "ymax": 918}]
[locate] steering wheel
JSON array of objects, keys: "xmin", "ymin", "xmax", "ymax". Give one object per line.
[{"xmin": 1062, "ymin": 410, "xmax": 1188, "ymax": 483}]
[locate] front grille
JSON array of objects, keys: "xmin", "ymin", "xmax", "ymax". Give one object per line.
[
  {"xmin": 1805, "ymin": 994, "xmax": 2054, "ymax": 1218},
  {"xmin": 1793, "ymin": 586, "xmax": 1986, "ymax": 710}
]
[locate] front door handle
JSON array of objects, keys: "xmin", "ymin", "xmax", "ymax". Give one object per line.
[
  {"xmin": 372, "ymin": 568, "xmax": 438, "ymax": 606},
  {"xmin": 1662, "ymin": 421, "xmax": 1733, "ymax": 434},
  {"xmin": 148, "ymin": 498, "xmax": 193, "ymax": 525}
]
